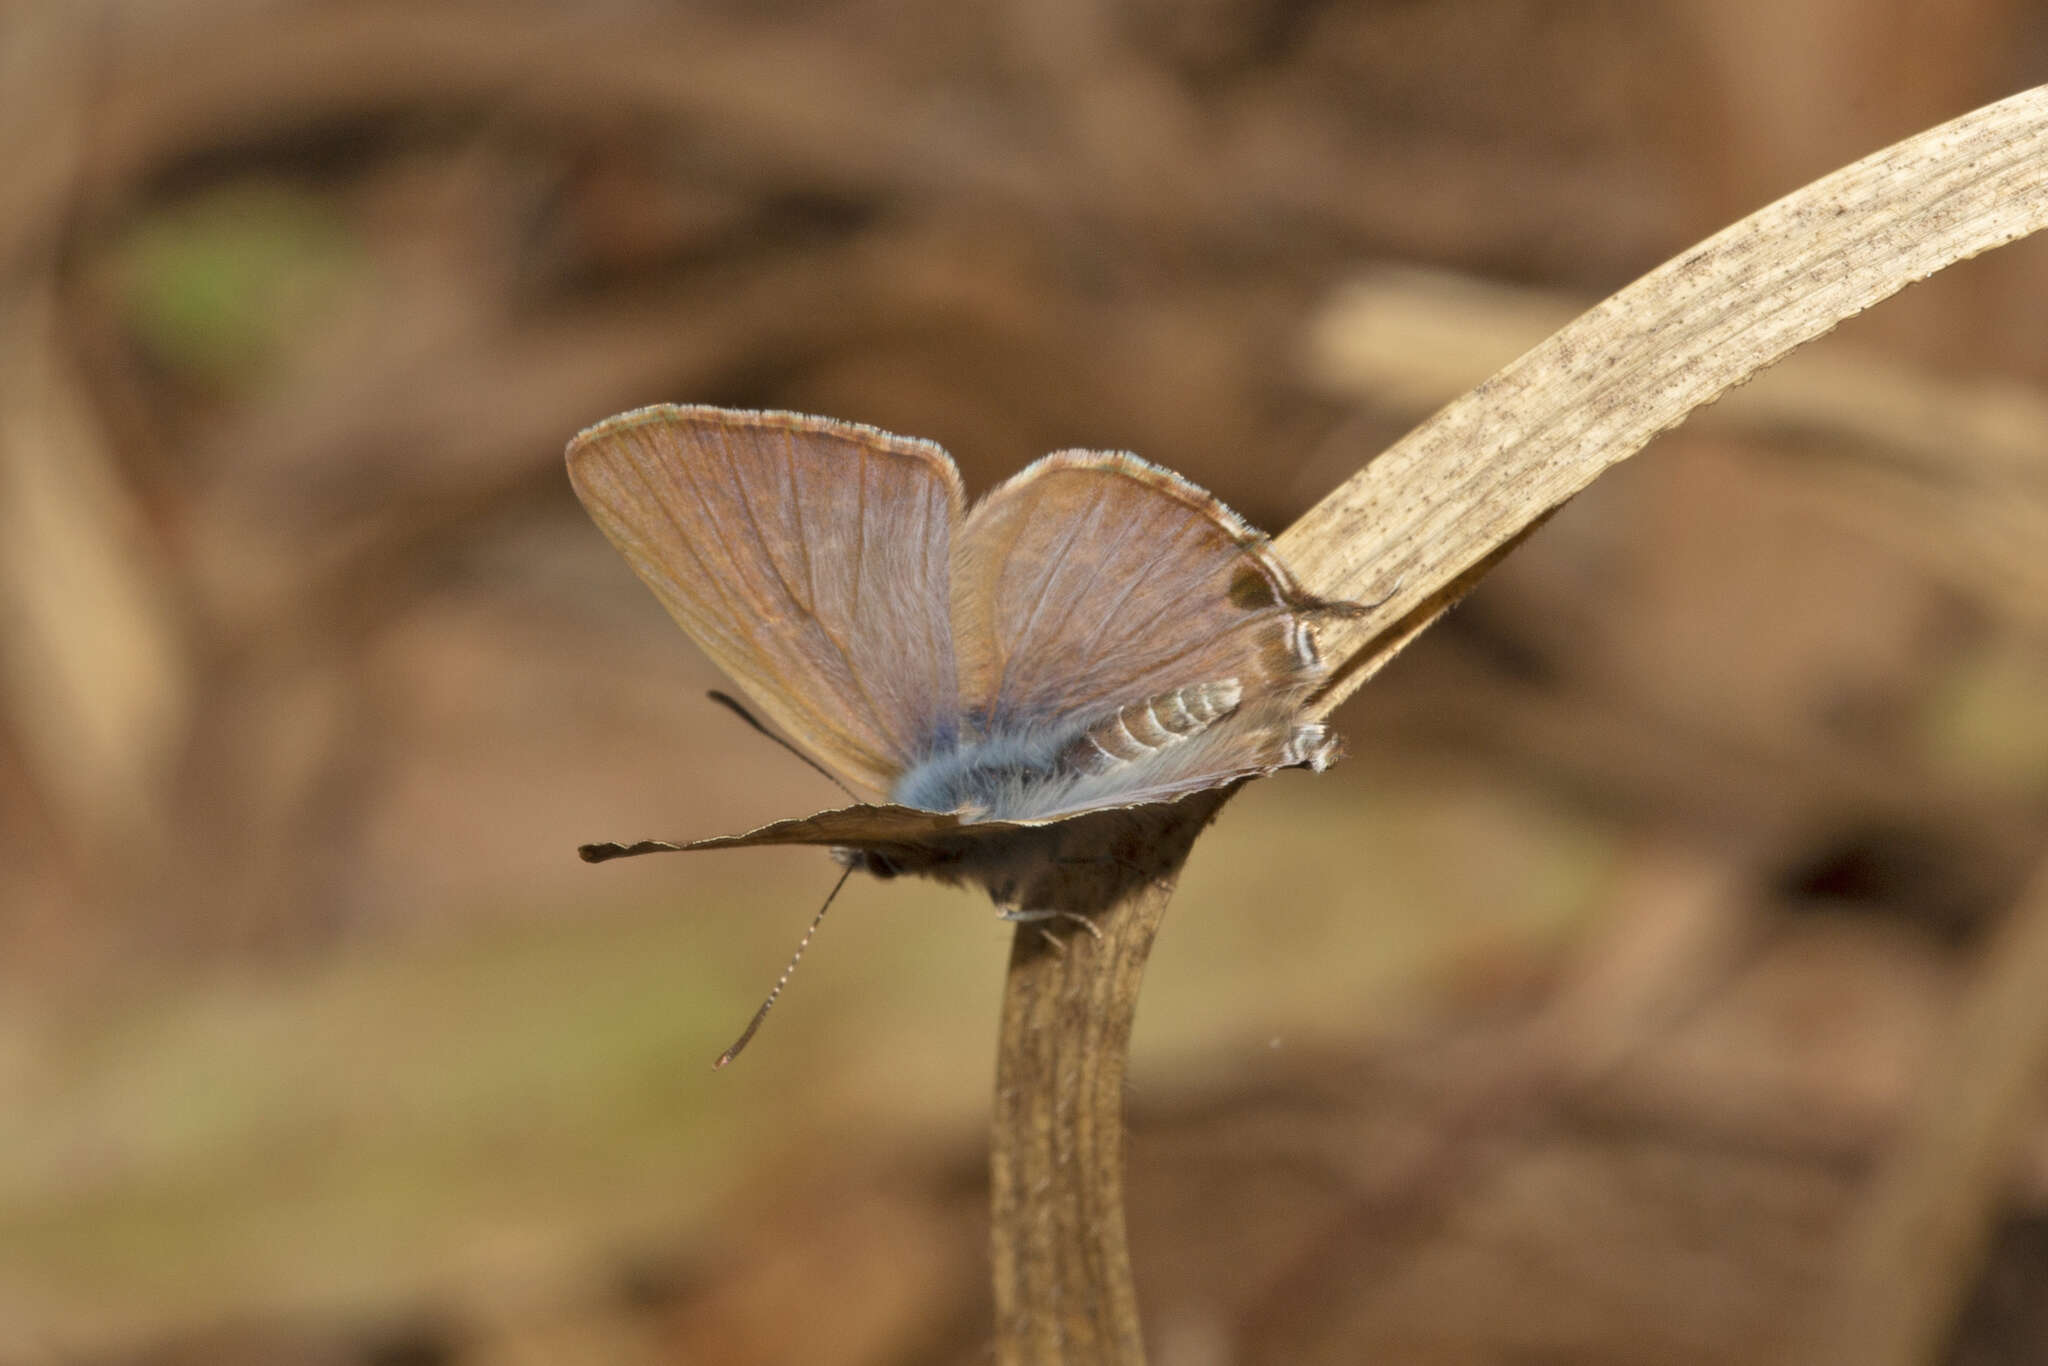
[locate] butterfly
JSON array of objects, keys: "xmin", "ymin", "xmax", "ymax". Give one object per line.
[{"xmin": 568, "ymin": 405, "xmax": 1352, "ymax": 1060}]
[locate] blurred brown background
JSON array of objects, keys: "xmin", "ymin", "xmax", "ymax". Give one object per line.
[{"xmin": 3, "ymin": 3, "xmax": 2047, "ymax": 1363}]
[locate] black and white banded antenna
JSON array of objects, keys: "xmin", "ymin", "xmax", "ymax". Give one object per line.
[{"xmin": 712, "ymin": 863, "xmax": 852, "ymax": 1069}]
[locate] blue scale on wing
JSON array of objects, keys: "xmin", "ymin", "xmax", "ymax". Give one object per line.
[{"xmin": 888, "ymin": 679, "xmax": 1248, "ymax": 820}]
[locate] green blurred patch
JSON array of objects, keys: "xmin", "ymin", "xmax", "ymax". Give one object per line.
[
  {"xmin": 0, "ymin": 772, "xmax": 1614, "ymax": 1349},
  {"xmin": 1925, "ymin": 637, "xmax": 2048, "ymax": 795},
  {"xmin": 114, "ymin": 182, "xmax": 363, "ymax": 389},
  {"xmin": 0, "ymin": 887, "xmax": 788, "ymax": 1345}
]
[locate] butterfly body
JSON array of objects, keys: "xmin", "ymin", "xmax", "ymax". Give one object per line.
[{"xmin": 568, "ymin": 405, "xmax": 1347, "ymax": 916}]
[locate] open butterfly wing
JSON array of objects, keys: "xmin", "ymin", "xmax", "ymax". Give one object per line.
[
  {"xmin": 578, "ymin": 802, "xmax": 1029, "ymax": 862},
  {"xmin": 953, "ymin": 452, "xmax": 1323, "ymax": 725},
  {"xmin": 568, "ymin": 406, "xmax": 964, "ymax": 796},
  {"xmin": 951, "ymin": 452, "xmax": 1333, "ymax": 811},
  {"xmin": 576, "ymin": 785, "xmax": 1251, "ymax": 867}
]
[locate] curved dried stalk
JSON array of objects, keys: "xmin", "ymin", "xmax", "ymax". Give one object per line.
[{"xmin": 990, "ymin": 85, "xmax": 2048, "ymax": 1366}]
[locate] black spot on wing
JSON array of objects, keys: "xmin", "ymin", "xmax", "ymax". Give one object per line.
[{"xmin": 1228, "ymin": 565, "xmax": 1281, "ymax": 611}]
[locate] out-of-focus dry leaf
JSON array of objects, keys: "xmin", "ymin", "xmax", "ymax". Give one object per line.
[
  {"xmin": 1806, "ymin": 856, "xmax": 2048, "ymax": 1366},
  {"xmin": 0, "ymin": 11, "xmax": 191, "ymax": 870},
  {"xmin": 0, "ymin": 287, "xmax": 192, "ymax": 861}
]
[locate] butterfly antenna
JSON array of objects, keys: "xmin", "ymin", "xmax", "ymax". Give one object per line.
[
  {"xmin": 706, "ymin": 690, "xmax": 859, "ymax": 801},
  {"xmin": 714, "ymin": 863, "xmax": 853, "ymax": 1069}
]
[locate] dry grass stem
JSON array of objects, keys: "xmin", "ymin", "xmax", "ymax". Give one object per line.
[
  {"xmin": 992, "ymin": 85, "xmax": 2048, "ymax": 1365},
  {"xmin": 1280, "ymin": 85, "xmax": 2048, "ymax": 712},
  {"xmin": 1307, "ymin": 263, "xmax": 2048, "ymax": 494}
]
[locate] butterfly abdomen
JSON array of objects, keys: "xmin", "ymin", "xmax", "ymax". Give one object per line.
[{"xmin": 890, "ymin": 679, "xmax": 1266, "ymax": 822}]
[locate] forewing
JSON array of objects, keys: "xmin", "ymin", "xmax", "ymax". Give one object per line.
[
  {"xmin": 952, "ymin": 452, "xmax": 1326, "ymax": 736},
  {"xmin": 568, "ymin": 406, "xmax": 964, "ymax": 795},
  {"xmin": 578, "ymin": 802, "xmax": 1028, "ymax": 860}
]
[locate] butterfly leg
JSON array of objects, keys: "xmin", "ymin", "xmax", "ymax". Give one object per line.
[{"xmin": 999, "ymin": 907, "xmax": 1104, "ymax": 941}]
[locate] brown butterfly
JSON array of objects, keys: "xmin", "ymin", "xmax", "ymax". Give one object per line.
[{"xmin": 569, "ymin": 405, "xmax": 1351, "ymax": 1061}]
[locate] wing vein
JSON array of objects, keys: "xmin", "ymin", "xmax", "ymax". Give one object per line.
[
  {"xmin": 727, "ymin": 434, "xmax": 806, "ymax": 615},
  {"xmin": 995, "ymin": 477, "xmax": 1104, "ymax": 715},
  {"xmin": 981, "ymin": 478, "xmax": 1049, "ymax": 704},
  {"xmin": 852, "ymin": 440, "xmax": 867, "ymax": 610},
  {"xmin": 628, "ymin": 445, "xmax": 754, "ymax": 655},
  {"xmin": 1055, "ymin": 490, "xmax": 1165, "ymax": 678},
  {"xmin": 733, "ymin": 431, "xmax": 904, "ymax": 769},
  {"xmin": 784, "ymin": 428, "xmax": 818, "ymax": 616},
  {"xmin": 667, "ymin": 432, "xmax": 869, "ymax": 762}
]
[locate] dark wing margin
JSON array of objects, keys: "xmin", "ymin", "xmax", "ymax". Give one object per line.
[{"xmin": 568, "ymin": 405, "xmax": 965, "ymax": 796}]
